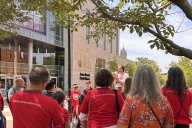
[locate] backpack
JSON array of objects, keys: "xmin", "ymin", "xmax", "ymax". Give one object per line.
[{"xmin": 6, "ymin": 87, "xmax": 16, "ymax": 104}]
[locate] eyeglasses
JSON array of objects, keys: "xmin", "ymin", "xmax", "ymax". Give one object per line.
[
  {"xmin": 74, "ymin": 87, "xmax": 78, "ymax": 88},
  {"xmin": 42, "ymin": 79, "xmax": 50, "ymax": 83}
]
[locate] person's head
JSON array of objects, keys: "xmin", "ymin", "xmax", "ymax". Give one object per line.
[
  {"xmin": 86, "ymin": 80, "xmax": 91, "ymax": 89},
  {"xmin": 29, "ymin": 65, "xmax": 50, "ymax": 90},
  {"xmin": 118, "ymin": 65, "xmax": 125, "ymax": 74},
  {"xmin": 130, "ymin": 65, "xmax": 161, "ymax": 104},
  {"xmin": 124, "ymin": 77, "xmax": 132, "ymax": 97},
  {"xmin": 45, "ymin": 79, "xmax": 56, "ymax": 91},
  {"xmin": 73, "ymin": 84, "xmax": 78, "ymax": 92},
  {"xmin": 166, "ymin": 66, "xmax": 187, "ymax": 96},
  {"xmin": 15, "ymin": 78, "xmax": 25, "ymax": 88},
  {"xmin": 95, "ymin": 69, "xmax": 114, "ymax": 87},
  {"xmin": 52, "ymin": 91, "xmax": 65, "ymax": 106}
]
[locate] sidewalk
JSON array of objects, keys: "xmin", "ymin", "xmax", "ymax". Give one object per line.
[
  {"xmin": 2, "ymin": 106, "xmax": 13, "ymax": 128},
  {"xmin": 1, "ymin": 100, "xmax": 192, "ymax": 128}
]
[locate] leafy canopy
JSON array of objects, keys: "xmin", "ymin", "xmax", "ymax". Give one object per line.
[{"xmin": 1, "ymin": 0, "xmax": 192, "ymax": 59}]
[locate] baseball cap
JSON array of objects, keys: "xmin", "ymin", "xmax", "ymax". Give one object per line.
[{"xmin": 115, "ymin": 83, "xmax": 121, "ymax": 88}]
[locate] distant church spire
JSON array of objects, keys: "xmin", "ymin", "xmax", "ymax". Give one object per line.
[{"xmin": 120, "ymin": 45, "xmax": 127, "ymax": 59}]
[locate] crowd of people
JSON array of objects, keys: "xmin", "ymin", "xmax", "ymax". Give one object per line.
[{"xmin": 0, "ymin": 64, "xmax": 192, "ymax": 128}]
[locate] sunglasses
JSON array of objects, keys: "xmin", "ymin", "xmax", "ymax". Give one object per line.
[{"xmin": 74, "ymin": 87, "xmax": 78, "ymax": 88}]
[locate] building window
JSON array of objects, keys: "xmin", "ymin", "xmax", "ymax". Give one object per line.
[
  {"xmin": 110, "ymin": 38, "xmax": 112, "ymax": 53},
  {"xmin": 95, "ymin": 37, "xmax": 98, "ymax": 47},
  {"xmin": 95, "ymin": 57, "xmax": 105, "ymax": 74},
  {"xmin": 103, "ymin": 34, "xmax": 106, "ymax": 50},
  {"xmin": 86, "ymin": 9, "xmax": 90, "ymax": 44},
  {"xmin": 17, "ymin": 11, "xmax": 45, "ymax": 32},
  {"xmin": 116, "ymin": 31, "xmax": 119, "ymax": 55}
]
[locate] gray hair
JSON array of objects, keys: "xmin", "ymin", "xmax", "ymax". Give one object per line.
[
  {"xmin": 29, "ymin": 65, "xmax": 50, "ymax": 85},
  {"xmin": 130, "ymin": 65, "xmax": 162, "ymax": 104}
]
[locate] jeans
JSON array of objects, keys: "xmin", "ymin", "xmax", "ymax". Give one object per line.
[
  {"xmin": 0, "ymin": 110, "xmax": 5, "ymax": 128},
  {"xmin": 77, "ymin": 123, "xmax": 82, "ymax": 128}
]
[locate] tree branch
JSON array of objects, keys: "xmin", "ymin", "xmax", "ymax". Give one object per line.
[
  {"xmin": 91, "ymin": 0, "xmax": 192, "ymax": 59},
  {"xmin": 169, "ymin": 0, "xmax": 192, "ymax": 21}
]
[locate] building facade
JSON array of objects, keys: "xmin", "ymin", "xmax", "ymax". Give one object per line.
[{"xmin": 0, "ymin": 0, "xmax": 131, "ymax": 97}]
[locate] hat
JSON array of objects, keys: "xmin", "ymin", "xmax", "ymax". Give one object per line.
[
  {"xmin": 115, "ymin": 83, "xmax": 121, "ymax": 88},
  {"xmin": 86, "ymin": 80, "xmax": 91, "ymax": 84},
  {"xmin": 73, "ymin": 84, "xmax": 78, "ymax": 87}
]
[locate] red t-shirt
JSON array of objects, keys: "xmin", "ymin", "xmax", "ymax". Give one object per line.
[
  {"xmin": 162, "ymin": 87, "xmax": 192, "ymax": 124},
  {"xmin": 71, "ymin": 91, "xmax": 81, "ymax": 107},
  {"xmin": 60, "ymin": 107, "xmax": 70, "ymax": 127},
  {"xmin": 80, "ymin": 88, "xmax": 124, "ymax": 127},
  {"xmin": 10, "ymin": 90, "xmax": 64, "ymax": 128}
]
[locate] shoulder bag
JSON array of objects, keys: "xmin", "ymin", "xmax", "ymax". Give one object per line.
[
  {"xmin": 174, "ymin": 91, "xmax": 186, "ymax": 127},
  {"xmin": 113, "ymin": 89, "xmax": 119, "ymax": 118},
  {"xmin": 149, "ymin": 104, "xmax": 162, "ymax": 128},
  {"xmin": 87, "ymin": 91, "xmax": 92, "ymax": 128}
]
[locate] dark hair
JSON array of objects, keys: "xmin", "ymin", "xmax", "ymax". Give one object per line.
[
  {"xmin": 95, "ymin": 69, "xmax": 114, "ymax": 87},
  {"xmin": 119, "ymin": 65, "xmax": 125, "ymax": 72},
  {"xmin": 29, "ymin": 65, "xmax": 49, "ymax": 85},
  {"xmin": 52, "ymin": 91, "xmax": 65, "ymax": 104},
  {"xmin": 165, "ymin": 66, "xmax": 187, "ymax": 97},
  {"xmin": 124, "ymin": 77, "xmax": 132, "ymax": 97},
  {"xmin": 45, "ymin": 79, "xmax": 55, "ymax": 90}
]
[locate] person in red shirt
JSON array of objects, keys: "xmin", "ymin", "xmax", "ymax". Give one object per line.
[
  {"xmin": 79, "ymin": 69, "xmax": 124, "ymax": 128},
  {"xmin": 162, "ymin": 66, "xmax": 192, "ymax": 128},
  {"xmin": 118, "ymin": 65, "xmax": 174, "ymax": 128},
  {"xmin": 10, "ymin": 65, "xmax": 64, "ymax": 128},
  {"xmin": 53, "ymin": 91, "xmax": 70, "ymax": 128},
  {"xmin": 71, "ymin": 84, "xmax": 81, "ymax": 110}
]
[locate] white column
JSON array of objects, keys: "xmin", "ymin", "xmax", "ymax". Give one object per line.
[{"xmin": 28, "ymin": 39, "xmax": 33, "ymax": 74}]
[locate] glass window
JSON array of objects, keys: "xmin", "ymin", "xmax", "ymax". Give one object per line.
[
  {"xmin": 110, "ymin": 38, "xmax": 112, "ymax": 53},
  {"xmin": 95, "ymin": 57, "xmax": 105, "ymax": 74},
  {"xmin": 18, "ymin": 12, "xmax": 45, "ymax": 32},
  {"xmin": 116, "ymin": 31, "xmax": 119, "ymax": 55},
  {"xmin": 103, "ymin": 34, "xmax": 106, "ymax": 50}
]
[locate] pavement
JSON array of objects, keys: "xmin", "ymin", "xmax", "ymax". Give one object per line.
[
  {"xmin": 2, "ymin": 100, "xmax": 192, "ymax": 128},
  {"xmin": 2, "ymin": 106, "xmax": 13, "ymax": 128}
]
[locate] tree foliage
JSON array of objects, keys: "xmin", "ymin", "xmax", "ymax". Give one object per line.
[
  {"xmin": 168, "ymin": 57, "xmax": 192, "ymax": 87},
  {"xmin": 106, "ymin": 55, "xmax": 119, "ymax": 72},
  {"xmin": 1, "ymin": 0, "xmax": 192, "ymax": 59},
  {"xmin": 135, "ymin": 57, "xmax": 165, "ymax": 85}
]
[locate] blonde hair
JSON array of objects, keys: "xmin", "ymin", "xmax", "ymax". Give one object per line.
[{"xmin": 130, "ymin": 65, "xmax": 162, "ymax": 104}]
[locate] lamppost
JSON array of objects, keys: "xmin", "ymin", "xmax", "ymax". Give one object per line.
[{"xmin": 67, "ymin": 20, "xmax": 72, "ymax": 117}]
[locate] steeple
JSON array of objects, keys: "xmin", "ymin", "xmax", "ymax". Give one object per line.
[{"xmin": 120, "ymin": 44, "xmax": 127, "ymax": 59}]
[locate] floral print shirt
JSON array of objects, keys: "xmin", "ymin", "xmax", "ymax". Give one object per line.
[{"xmin": 118, "ymin": 95, "xmax": 174, "ymax": 128}]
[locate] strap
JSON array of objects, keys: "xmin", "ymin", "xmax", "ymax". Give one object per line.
[
  {"xmin": 87, "ymin": 91, "xmax": 92, "ymax": 127},
  {"xmin": 113, "ymin": 89, "xmax": 119, "ymax": 118},
  {"xmin": 149, "ymin": 104, "xmax": 162, "ymax": 128},
  {"xmin": 175, "ymin": 91, "xmax": 186, "ymax": 124}
]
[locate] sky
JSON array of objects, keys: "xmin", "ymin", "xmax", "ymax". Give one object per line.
[{"xmin": 119, "ymin": 6, "xmax": 192, "ymax": 73}]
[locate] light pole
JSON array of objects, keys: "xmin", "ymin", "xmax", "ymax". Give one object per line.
[{"xmin": 67, "ymin": 23, "xmax": 72, "ymax": 118}]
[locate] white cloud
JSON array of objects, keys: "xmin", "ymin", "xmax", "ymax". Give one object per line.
[{"xmin": 120, "ymin": 8, "xmax": 192, "ymax": 73}]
